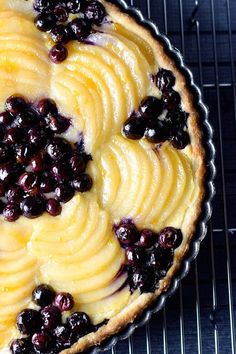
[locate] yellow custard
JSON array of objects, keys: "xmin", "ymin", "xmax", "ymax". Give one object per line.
[{"xmin": 0, "ymin": 0, "xmax": 203, "ymax": 351}]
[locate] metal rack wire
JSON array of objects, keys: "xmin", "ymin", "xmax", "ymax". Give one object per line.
[{"xmin": 107, "ymin": 0, "xmax": 236, "ymax": 353}]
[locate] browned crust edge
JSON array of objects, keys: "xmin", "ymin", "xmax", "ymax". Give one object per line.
[{"xmin": 62, "ymin": 1, "xmax": 206, "ymax": 353}]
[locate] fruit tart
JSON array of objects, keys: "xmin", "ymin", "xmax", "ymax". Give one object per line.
[{"xmin": 0, "ymin": 0, "xmax": 206, "ymax": 353}]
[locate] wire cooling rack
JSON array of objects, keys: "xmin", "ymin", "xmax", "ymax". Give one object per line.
[{"xmin": 105, "ymin": 0, "xmax": 236, "ymax": 353}]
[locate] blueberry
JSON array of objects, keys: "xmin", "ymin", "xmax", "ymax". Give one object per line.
[
  {"xmin": 170, "ymin": 130, "xmax": 190, "ymax": 149},
  {"xmin": 10, "ymin": 338, "xmax": 32, "ymax": 354},
  {"xmin": 4, "ymin": 127, "xmax": 24, "ymax": 145},
  {"xmin": 67, "ymin": 312, "xmax": 91, "ymax": 336},
  {"xmin": 34, "ymin": 12, "xmax": 57, "ymax": 32},
  {"xmin": 51, "ymin": 162, "xmax": 70, "ymax": 182},
  {"xmin": 67, "ymin": 18, "xmax": 91, "ymax": 41},
  {"xmin": 72, "ymin": 173, "xmax": 93, "ymax": 192},
  {"xmin": 49, "ymin": 44, "xmax": 68, "ymax": 63},
  {"xmin": 36, "ymin": 98, "xmax": 57, "ymax": 116},
  {"xmin": 47, "ymin": 138, "xmax": 72, "ymax": 161},
  {"xmin": 6, "ymin": 186, "xmax": 23, "ymax": 203},
  {"xmin": 139, "ymin": 229, "xmax": 157, "ymax": 248},
  {"xmin": 50, "ymin": 25, "xmax": 69, "ymax": 43},
  {"xmin": 28, "ymin": 128, "xmax": 47, "ymax": 149},
  {"xmin": 15, "ymin": 144, "xmax": 34, "ymax": 164},
  {"xmin": 5, "ymin": 95, "xmax": 27, "ymax": 115},
  {"xmin": 0, "ymin": 111, "xmax": 13, "ymax": 126},
  {"xmin": 0, "ymin": 163, "xmax": 22, "ymax": 184},
  {"xmin": 40, "ymin": 176, "xmax": 55, "ymax": 193},
  {"xmin": 70, "ymin": 154, "xmax": 86, "ymax": 175},
  {"xmin": 129, "ymin": 266, "xmax": 156, "ymax": 293},
  {"xmin": 32, "ymin": 284, "xmax": 56, "ymax": 307},
  {"xmin": 54, "ymin": 5, "xmax": 69, "ymax": 22},
  {"xmin": 156, "ymin": 69, "xmax": 175, "ymax": 91},
  {"xmin": 55, "ymin": 184, "xmax": 74, "ymax": 203},
  {"xmin": 145, "ymin": 120, "xmax": 170, "ymax": 143},
  {"xmin": 46, "ymin": 198, "xmax": 62, "ymax": 216},
  {"xmin": 33, "ymin": 0, "xmax": 54, "ymax": 12},
  {"xmin": 49, "ymin": 114, "xmax": 70, "ymax": 133},
  {"xmin": 84, "ymin": 1, "xmax": 106, "ymax": 25},
  {"xmin": 148, "ymin": 247, "xmax": 173, "ymax": 274},
  {"xmin": 159, "ymin": 227, "xmax": 183, "ymax": 249},
  {"xmin": 17, "ymin": 309, "xmax": 41, "ymax": 335},
  {"xmin": 41, "ymin": 305, "xmax": 62, "ymax": 330},
  {"xmin": 16, "ymin": 109, "xmax": 38, "ymax": 128},
  {"xmin": 21, "ymin": 195, "xmax": 45, "ymax": 218},
  {"xmin": 115, "ymin": 222, "xmax": 139, "ymax": 246},
  {"xmin": 54, "ymin": 325, "xmax": 71, "ymax": 348},
  {"xmin": 162, "ymin": 90, "xmax": 181, "ymax": 111},
  {"xmin": 29, "ymin": 153, "xmax": 45, "ymax": 173},
  {"xmin": 122, "ymin": 117, "xmax": 146, "ymax": 140},
  {"xmin": 54, "ymin": 292, "xmax": 74, "ymax": 312},
  {"xmin": 166, "ymin": 110, "xmax": 188, "ymax": 127},
  {"xmin": 19, "ymin": 172, "xmax": 39, "ymax": 194},
  {"xmin": 3, "ymin": 203, "xmax": 20, "ymax": 222},
  {"xmin": 139, "ymin": 96, "xmax": 163, "ymax": 120},
  {"xmin": 66, "ymin": 0, "xmax": 81, "ymax": 13},
  {"xmin": 126, "ymin": 246, "xmax": 146, "ymax": 266},
  {"xmin": 32, "ymin": 332, "xmax": 51, "ymax": 352},
  {"xmin": 0, "ymin": 143, "xmax": 13, "ymax": 163}
]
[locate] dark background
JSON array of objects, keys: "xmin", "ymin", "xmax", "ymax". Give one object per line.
[{"xmin": 107, "ymin": 0, "xmax": 236, "ymax": 353}]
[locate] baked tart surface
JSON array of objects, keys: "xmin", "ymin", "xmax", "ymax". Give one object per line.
[{"xmin": 0, "ymin": 0, "xmax": 205, "ymax": 353}]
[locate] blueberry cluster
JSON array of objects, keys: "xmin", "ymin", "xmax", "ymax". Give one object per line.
[
  {"xmin": 10, "ymin": 284, "xmax": 92, "ymax": 354},
  {"xmin": 114, "ymin": 221, "xmax": 183, "ymax": 293},
  {"xmin": 122, "ymin": 69, "xmax": 190, "ymax": 150},
  {"xmin": 0, "ymin": 95, "xmax": 92, "ymax": 222},
  {"xmin": 33, "ymin": 0, "xmax": 106, "ymax": 63}
]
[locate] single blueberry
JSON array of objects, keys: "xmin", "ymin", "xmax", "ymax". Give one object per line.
[
  {"xmin": 55, "ymin": 184, "xmax": 74, "ymax": 203},
  {"xmin": 3, "ymin": 203, "xmax": 21, "ymax": 222},
  {"xmin": 72, "ymin": 173, "xmax": 93, "ymax": 192},
  {"xmin": 115, "ymin": 222, "xmax": 139, "ymax": 246},
  {"xmin": 54, "ymin": 292, "xmax": 74, "ymax": 312},
  {"xmin": 122, "ymin": 116, "xmax": 146, "ymax": 140},
  {"xmin": 49, "ymin": 44, "xmax": 68, "ymax": 63},
  {"xmin": 16, "ymin": 309, "xmax": 42, "ymax": 335},
  {"xmin": 21, "ymin": 195, "xmax": 45, "ymax": 219},
  {"xmin": 145, "ymin": 119, "xmax": 170, "ymax": 143},
  {"xmin": 139, "ymin": 96, "xmax": 163, "ymax": 120},
  {"xmin": 46, "ymin": 198, "xmax": 62, "ymax": 216},
  {"xmin": 159, "ymin": 227, "xmax": 183, "ymax": 249},
  {"xmin": 5, "ymin": 95, "xmax": 27, "ymax": 115},
  {"xmin": 32, "ymin": 284, "xmax": 56, "ymax": 307},
  {"xmin": 41, "ymin": 305, "xmax": 62, "ymax": 330},
  {"xmin": 84, "ymin": 1, "xmax": 106, "ymax": 25},
  {"xmin": 34, "ymin": 12, "xmax": 57, "ymax": 32},
  {"xmin": 156, "ymin": 69, "xmax": 176, "ymax": 91}
]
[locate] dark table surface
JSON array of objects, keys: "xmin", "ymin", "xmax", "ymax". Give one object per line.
[{"xmin": 105, "ymin": 1, "xmax": 236, "ymax": 353}]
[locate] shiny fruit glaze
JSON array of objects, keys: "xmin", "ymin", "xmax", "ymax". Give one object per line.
[{"xmin": 0, "ymin": 0, "xmax": 203, "ymax": 351}]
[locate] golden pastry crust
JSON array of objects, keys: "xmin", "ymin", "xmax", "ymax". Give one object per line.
[{"xmin": 62, "ymin": 1, "xmax": 206, "ymax": 353}]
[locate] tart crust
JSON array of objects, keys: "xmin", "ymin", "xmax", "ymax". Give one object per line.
[{"xmin": 62, "ymin": 1, "xmax": 206, "ymax": 353}]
